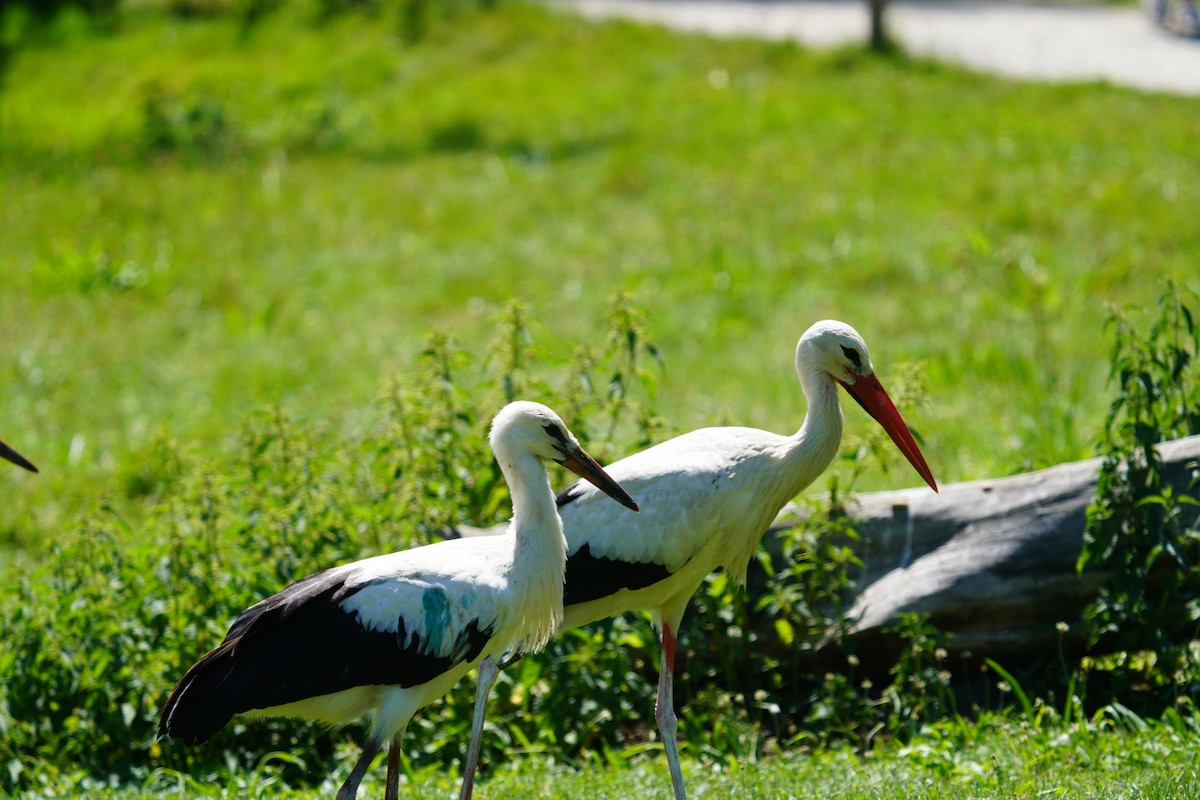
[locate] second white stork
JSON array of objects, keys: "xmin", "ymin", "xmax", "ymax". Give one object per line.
[
  {"xmin": 550, "ymin": 320, "xmax": 939, "ymax": 799},
  {"xmin": 158, "ymin": 401, "xmax": 639, "ymax": 800}
]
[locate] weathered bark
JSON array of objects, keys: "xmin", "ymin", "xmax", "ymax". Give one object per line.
[
  {"xmin": 761, "ymin": 435, "xmax": 1200, "ymax": 669},
  {"xmin": 867, "ymin": 0, "xmax": 891, "ymax": 51}
]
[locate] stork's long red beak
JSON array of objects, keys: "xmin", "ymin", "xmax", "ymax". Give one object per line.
[
  {"xmin": 0, "ymin": 437, "xmax": 38, "ymax": 474},
  {"xmin": 839, "ymin": 375, "xmax": 937, "ymax": 492}
]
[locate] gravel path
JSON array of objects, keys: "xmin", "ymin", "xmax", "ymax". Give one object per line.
[{"xmin": 562, "ymin": 0, "xmax": 1200, "ymax": 96}]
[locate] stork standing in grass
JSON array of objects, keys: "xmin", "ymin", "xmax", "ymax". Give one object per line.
[
  {"xmin": 529, "ymin": 320, "xmax": 938, "ymax": 800},
  {"xmin": 159, "ymin": 401, "xmax": 639, "ymax": 800},
  {"xmin": 0, "ymin": 438, "xmax": 37, "ymax": 473}
]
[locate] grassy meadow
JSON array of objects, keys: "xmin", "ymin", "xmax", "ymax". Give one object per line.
[
  {"xmin": 3, "ymin": 1, "xmax": 1197, "ymax": 547},
  {"xmin": 71, "ymin": 711, "xmax": 1200, "ymax": 799},
  {"xmin": 2, "ymin": 1, "xmax": 1199, "ymax": 797}
]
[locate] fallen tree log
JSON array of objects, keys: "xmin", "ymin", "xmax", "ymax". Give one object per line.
[{"xmin": 763, "ymin": 435, "xmax": 1200, "ymax": 669}]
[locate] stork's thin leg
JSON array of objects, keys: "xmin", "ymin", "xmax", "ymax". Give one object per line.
[
  {"xmin": 656, "ymin": 624, "xmax": 687, "ymax": 800},
  {"xmin": 459, "ymin": 655, "xmax": 501, "ymax": 800},
  {"xmin": 385, "ymin": 732, "xmax": 403, "ymax": 800},
  {"xmin": 336, "ymin": 738, "xmax": 381, "ymax": 800}
]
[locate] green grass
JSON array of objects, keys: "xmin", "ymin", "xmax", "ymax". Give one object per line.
[
  {"xmin": 2, "ymin": 2, "xmax": 1197, "ymax": 555},
  {"xmin": 45, "ymin": 711, "xmax": 1200, "ymax": 798}
]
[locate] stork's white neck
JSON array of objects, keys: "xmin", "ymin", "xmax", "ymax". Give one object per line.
[
  {"xmin": 495, "ymin": 450, "xmax": 568, "ymax": 651},
  {"xmin": 697, "ymin": 358, "xmax": 848, "ymax": 591},
  {"xmin": 782, "ymin": 351, "xmax": 846, "ymax": 498}
]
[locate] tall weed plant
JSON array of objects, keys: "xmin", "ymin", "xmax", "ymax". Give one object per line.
[
  {"xmin": 0, "ymin": 291, "xmax": 939, "ymax": 793},
  {"xmin": 1078, "ymin": 282, "xmax": 1200, "ymax": 707},
  {"xmin": 0, "ymin": 295, "xmax": 672, "ymax": 793}
]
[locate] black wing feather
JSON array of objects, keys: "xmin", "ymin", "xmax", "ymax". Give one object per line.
[
  {"xmin": 563, "ymin": 543, "xmax": 673, "ymax": 608},
  {"xmin": 558, "ymin": 483, "xmax": 676, "ymax": 606},
  {"xmin": 159, "ymin": 568, "xmax": 494, "ymax": 745}
]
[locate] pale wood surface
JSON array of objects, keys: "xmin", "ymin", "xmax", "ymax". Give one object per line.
[{"xmin": 761, "ymin": 436, "xmax": 1200, "ymax": 665}]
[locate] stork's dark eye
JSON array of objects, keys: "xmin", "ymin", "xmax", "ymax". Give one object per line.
[
  {"xmin": 543, "ymin": 423, "xmax": 567, "ymax": 443},
  {"xmin": 841, "ymin": 346, "xmax": 863, "ymax": 370}
]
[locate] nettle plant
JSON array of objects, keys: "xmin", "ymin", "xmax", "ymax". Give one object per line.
[
  {"xmin": 1079, "ymin": 282, "xmax": 1200, "ymax": 705},
  {"xmin": 0, "ymin": 294, "xmax": 670, "ymax": 793},
  {"xmin": 0, "ymin": 290, "xmax": 957, "ymax": 792}
]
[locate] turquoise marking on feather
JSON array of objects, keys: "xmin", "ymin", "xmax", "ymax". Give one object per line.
[{"xmin": 422, "ymin": 589, "xmax": 450, "ymax": 654}]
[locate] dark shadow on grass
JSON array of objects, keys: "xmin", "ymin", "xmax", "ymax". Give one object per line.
[{"xmin": 360, "ymin": 115, "xmax": 629, "ymax": 165}]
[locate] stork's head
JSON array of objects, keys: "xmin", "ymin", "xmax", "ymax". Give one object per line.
[
  {"xmin": 797, "ymin": 320, "xmax": 875, "ymax": 387},
  {"xmin": 490, "ymin": 401, "xmax": 639, "ymax": 512},
  {"xmin": 797, "ymin": 320, "xmax": 938, "ymax": 493}
]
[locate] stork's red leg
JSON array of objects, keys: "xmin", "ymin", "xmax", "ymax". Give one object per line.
[
  {"xmin": 655, "ymin": 624, "xmax": 687, "ymax": 800},
  {"xmin": 384, "ymin": 733, "xmax": 402, "ymax": 800}
]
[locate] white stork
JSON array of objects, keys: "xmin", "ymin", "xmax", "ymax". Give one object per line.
[
  {"xmin": 158, "ymin": 401, "xmax": 639, "ymax": 800},
  {"xmin": 0, "ymin": 437, "xmax": 38, "ymax": 473},
  {"xmin": 547, "ymin": 320, "xmax": 939, "ymax": 799}
]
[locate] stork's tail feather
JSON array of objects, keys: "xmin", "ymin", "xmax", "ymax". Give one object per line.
[{"xmin": 158, "ymin": 640, "xmax": 246, "ymax": 745}]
